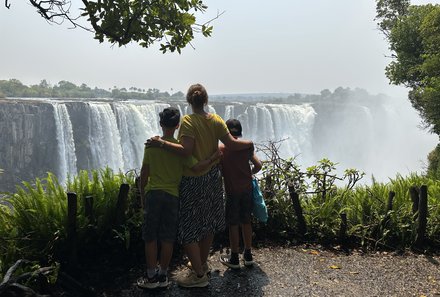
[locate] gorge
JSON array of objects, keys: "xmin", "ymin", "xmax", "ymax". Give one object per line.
[{"xmin": 0, "ymin": 92, "xmax": 437, "ymax": 192}]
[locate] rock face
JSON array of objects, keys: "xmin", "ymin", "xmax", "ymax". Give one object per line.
[{"xmin": 0, "ymin": 99, "xmax": 58, "ymax": 192}]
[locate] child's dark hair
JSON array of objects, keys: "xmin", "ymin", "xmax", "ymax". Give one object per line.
[
  {"xmin": 159, "ymin": 107, "xmax": 180, "ymax": 128},
  {"xmin": 186, "ymin": 83, "xmax": 208, "ymax": 108}
]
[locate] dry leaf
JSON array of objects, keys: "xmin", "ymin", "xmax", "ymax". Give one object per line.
[
  {"xmin": 329, "ymin": 265, "xmax": 341, "ymax": 269},
  {"xmin": 310, "ymin": 250, "xmax": 319, "ymax": 255}
]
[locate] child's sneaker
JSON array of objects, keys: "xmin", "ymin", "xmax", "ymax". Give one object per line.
[
  {"xmin": 243, "ymin": 250, "xmax": 254, "ymax": 267},
  {"xmin": 137, "ymin": 273, "xmax": 159, "ymax": 289},
  {"xmin": 220, "ymin": 254, "xmax": 240, "ymax": 269},
  {"xmin": 158, "ymin": 274, "xmax": 169, "ymax": 288}
]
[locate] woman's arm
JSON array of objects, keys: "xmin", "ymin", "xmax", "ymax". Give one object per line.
[
  {"xmin": 220, "ymin": 133, "xmax": 254, "ymax": 151},
  {"xmin": 145, "ymin": 135, "xmax": 194, "ymax": 157},
  {"xmin": 190, "ymin": 150, "xmax": 221, "ymax": 173}
]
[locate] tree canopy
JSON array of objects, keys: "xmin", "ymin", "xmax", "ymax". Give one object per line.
[
  {"xmin": 0, "ymin": 79, "xmax": 184, "ymax": 100},
  {"xmin": 375, "ymin": 0, "xmax": 440, "ymax": 137},
  {"xmin": 5, "ymin": 0, "xmax": 214, "ymax": 53}
]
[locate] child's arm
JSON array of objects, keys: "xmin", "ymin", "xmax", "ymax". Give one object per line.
[
  {"xmin": 220, "ymin": 133, "xmax": 254, "ymax": 151},
  {"xmin": 139, "ymin": 163, "xmax": 150, "ymax": 209},
  {"xmin": 250, "ymin": 152, "xmax": 262, "ymax": 175},
  {"xmin": 190, "ymin": 150, "xmax": 222, "ymax": 173}
]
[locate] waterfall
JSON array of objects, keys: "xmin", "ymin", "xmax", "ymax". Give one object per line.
[
  {"xmin": 225, "ymin": 103, "xmax": 316, "ymax": 163},
  {"xmin": 224, "ymin": 105, "xmax": 235, "ymax": 121},
  {"xmin": 113, "ymin": 102, "xmax": 170, "ymax": 171},
  {"xmin": 2, "ymin": 97, "xmax": 435, "ymax": 191},
  {"xmin": 267, "ymin": 104, "xmax": 316, "ymax": 163},
  {"xmin": 52, "ymin": 102, "xmax": 77, "ymax": 183},
  {"xmin": 88, "ymin": 103, "xmax": 125, "ymax": 171}
]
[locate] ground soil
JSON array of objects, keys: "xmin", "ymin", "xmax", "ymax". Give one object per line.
[{"xmin": 89, "ymin": 245, "xmax": 440, "ymax": 297}]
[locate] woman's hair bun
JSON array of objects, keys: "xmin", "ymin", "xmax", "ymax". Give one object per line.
[{"xmin": 187, "ymin": 84, "xmax": 208, "ymax": 108}]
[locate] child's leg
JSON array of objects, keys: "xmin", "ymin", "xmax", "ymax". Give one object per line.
[
  {"xmin": 159, "ymin": 241, "xmax": 174, "ymax": 273},
  {"xmin": 225, "ymin": 193, "xmax": 240, "ymax": 253},
  {"xmin": 229, "ymin": 225, "xmax": 240, "ymax": 253},
  {"xmin": 241, "ymin": 223, "xmax": 252, "ymax": 250},
  {"xmin": 145, "ymin": 240, "xmax": 158, "ymax": 277},
  {"xmin": 240, "ymin": 191, "xmax": 254, "ymax": 266}
]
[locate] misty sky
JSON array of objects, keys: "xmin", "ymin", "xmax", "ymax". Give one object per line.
[{"xmin": 1, "ymin": 0, "xmax": 439, "ymax": 96}]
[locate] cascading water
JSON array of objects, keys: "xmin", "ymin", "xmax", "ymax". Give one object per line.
[
  {"xmin": 224, "ymin": 105, "xmax": 235, "ymax": 120},
  {"xmin": 88, "ymin": 102, "xmax": 125, "ymax": 171},
  {"xmin": 113, "ymin": 102, "xmax": 170, "ymax": 171},
  {"xmin": 52, "ymin": 102, "xmax": 77, "ymax": 183},
  {"xmin": 1, "ymin": 96, "xmax": 436, "ymax": 192}
]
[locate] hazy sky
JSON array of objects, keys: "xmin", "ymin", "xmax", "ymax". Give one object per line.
[{"xmin": 1, "ymin": 0, "xmax": 439, "ymax": 96}]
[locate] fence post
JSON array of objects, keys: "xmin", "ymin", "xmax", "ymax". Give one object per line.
[
  {"xmin": 288, "ymin": 186, "xmax": 307, "ymax": 237},
  {"xmin": 409, "ymin": 186, "xmax": 419, "ymax": 219},
  {"xmin": 414, "ymin": 185, "xmax": 428, "ymax": 248},
  {"xmin": 339, "ymin": 213, "xmax": 347, "ymax": 244},
  {"xmin": 134, "ymin": 177, "xmax": 142, "ymax": 209},
  {"xmin": 116, "ymin": 183, "xmax": 130, "ymax": 225},
  {"xmin": 67, "ymin": 192, "xmax": 78, "ymax": 270},
  {"xmin": 84, "ymin": 195, "xmax": 94, "ymax": 223},
  {"xmin": 386, "ymin": 191, "xmax": 395, "ymax": 213}
]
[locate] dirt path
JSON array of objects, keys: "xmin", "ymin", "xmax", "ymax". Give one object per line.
[{"xmin": 96, "ymin": 246, "xmax": 440, "ymax": 297}]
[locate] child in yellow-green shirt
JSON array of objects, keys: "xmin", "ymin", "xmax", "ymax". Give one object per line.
[{"xmin": 137, "ymin": 107, "xmax": 218, "ymax": 289}]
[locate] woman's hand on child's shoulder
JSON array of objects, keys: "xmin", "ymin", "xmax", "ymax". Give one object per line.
[{"xmin": 145, "ymin": 136, "xmax": 162, "ymax": 148}]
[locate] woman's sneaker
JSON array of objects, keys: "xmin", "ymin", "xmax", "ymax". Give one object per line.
[
  {"xmin": 177, "ymin": 270, "xmax": 209, "ymax": 288},
  {"xmin": 187, "ymin": 261, "xmax": 211, "ymax": 277},
  {"xmin": 137, "ymin": 273, "xmax": 159, "ymax": 289},
  {"xmin": 243, "ymin": 250, "xmax": 254, "ymax": 267},
  {"xmin": 202, "ymin": 262, "xmax": 211, "ymax": 277},
  {"xmin": 158, "ymin": 274, "xmax": 169, "ymax": 288},
  {"xmin": 220, "ymin": 254, "xmax": 240, "ymax": 269}
]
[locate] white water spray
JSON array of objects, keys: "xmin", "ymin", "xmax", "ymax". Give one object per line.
[{"xmin": 52, "ymin": 102, "xmax": 77, "ymax": 183}]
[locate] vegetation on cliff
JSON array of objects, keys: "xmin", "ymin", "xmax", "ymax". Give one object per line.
[
  {"xmin": 1, "ymin": 151, "xmax": 440, "ymax": 293},
  {"xmin": 0, "ymin": 79, "xmax": 184, "ymax": 100}
]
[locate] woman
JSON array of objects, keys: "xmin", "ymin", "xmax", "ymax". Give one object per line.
[{"xmin": 146, "ymin": 83, "xmax": 253, "ymax": 288}]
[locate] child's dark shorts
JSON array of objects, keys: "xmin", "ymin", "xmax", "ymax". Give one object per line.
[
  {"xmin": 225, "ymin": 191, "xmax": 253, "ymax": 225},
  {"xmin": 142, "ymin": 190, "xmax": 179, "ymax": 242}
]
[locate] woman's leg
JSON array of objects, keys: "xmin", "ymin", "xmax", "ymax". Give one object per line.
[
  {"xmin": 198, "ymin": 233, "xmax": 214, "ymax": 265},
  {"xmin": 184, "ymin": 242, "xmax": 204, "ymax": 276}
]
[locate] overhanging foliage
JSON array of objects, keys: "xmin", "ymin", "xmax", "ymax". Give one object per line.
[{"xmin": 5, "ymin": 0, "xmax": 216, "ymax": 53}]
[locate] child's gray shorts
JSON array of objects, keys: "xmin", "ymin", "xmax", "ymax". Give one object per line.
[{"xmin": 142, "ymin": 190, "xmax": 179, "ymax": 242}]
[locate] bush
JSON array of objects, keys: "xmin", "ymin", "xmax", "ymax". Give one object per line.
[
  {"xmin": 0, "ymin": 168, "xmax": 140, "ymax": 277},
  {"xmin": 427, "ymin": 144, "xmax": 440, "ymax": 179}
]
